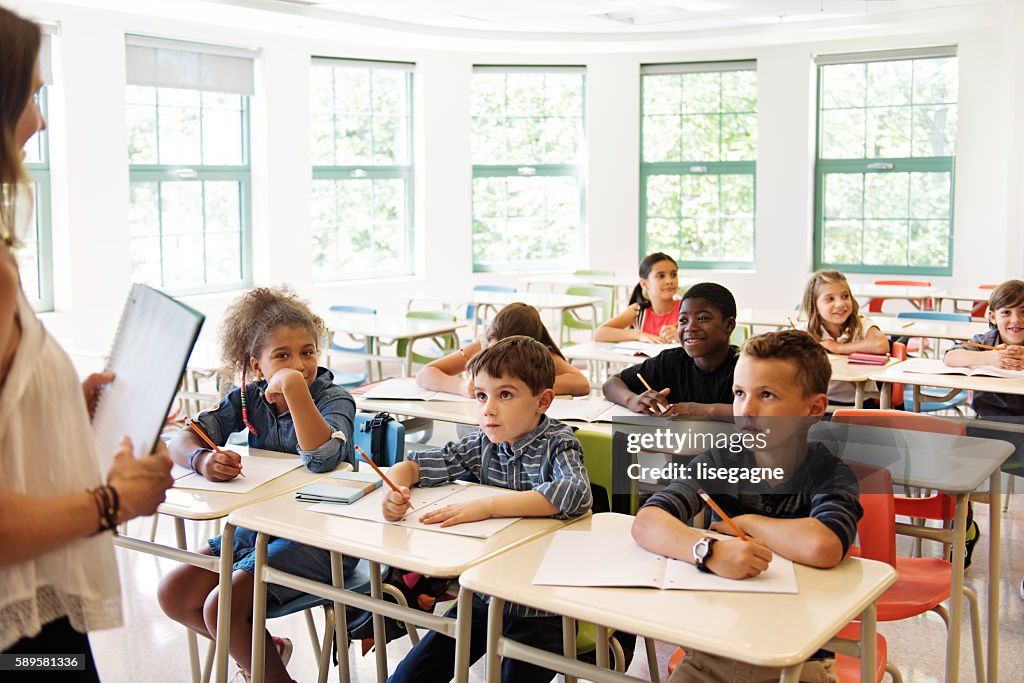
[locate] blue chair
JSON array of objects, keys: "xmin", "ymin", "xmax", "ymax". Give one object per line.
[
  {"xmin": 893, "ymin": 311, "xmax": 972, "ymax": 360},
  {"xmin": 265, "ymin": 559, "xmax": 418, "ymax": 683},
  {"xmin": 326, "ymin": 305, "xmax": 377, "ymax": 387},
  {"xmin": 890, "ymin": 341, "xmax": 967, "ymax": 414},
  {"xmin": 467, "ymin": 285, "xmax": 516, "ymax": 327}
]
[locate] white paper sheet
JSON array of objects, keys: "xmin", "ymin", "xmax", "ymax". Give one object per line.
[{"xmin": 172, "ymin": 446, "xmax": 302, "ymax": 494}]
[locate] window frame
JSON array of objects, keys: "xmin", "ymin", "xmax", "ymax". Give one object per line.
[
  {"xmin": 22, "ymin": 87, "xmax": 54, "ymax": 312},
  {"xmin": 812, "ymin": 48, "xmax": 958, "ymax": 276},
  {"xmin": 470, "ymin": 66, "xmax": 587, "ymax": 273},
  {"xmin": 126, "ymin": 88, "xmax": 253, "ymax": 296},
  {"xmin": 310, "ymin": 58, "xmax": 415, "ymax": 281},
  {"xmin": 639, "ymin": 61, "xmax": 758, "ymax": 270}
]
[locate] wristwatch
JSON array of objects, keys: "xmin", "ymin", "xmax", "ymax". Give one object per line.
[{"xmin": 693, "ymin": 536, "xmax": 717, "ymax": 574}]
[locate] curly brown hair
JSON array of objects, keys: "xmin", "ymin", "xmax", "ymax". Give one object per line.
[{"xmin": 218, "ymin": 286, "xmax": 325, "ymax": 378}]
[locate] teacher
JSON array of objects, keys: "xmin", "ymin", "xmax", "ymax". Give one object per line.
[{"xmin": 0, "ymin": 7, "xmax": 174, "ymax": 681}]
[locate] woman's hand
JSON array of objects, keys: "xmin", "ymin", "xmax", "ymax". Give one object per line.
[
  {"xmin": 82, "ymin": 371, "xmax": 115, "ymax": 420},
  {"xmin": 106, "ymin": 437, "xmax": 174, "ymax": 522}
]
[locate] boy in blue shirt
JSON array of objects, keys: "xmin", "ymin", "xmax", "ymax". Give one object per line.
[
  {"xmin": 632, "ymin": 330, "xmax": 862, "ymax": 683},
  {"xmin": 382, "ymin": 335, "xmax": 592, "ymax": 683}
]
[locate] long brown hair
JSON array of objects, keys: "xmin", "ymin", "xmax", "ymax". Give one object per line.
[
  {"xmin": 800, "ymin": 270, "xmax": 864, "ymax": 342},
  {"xmin": 485, "ymin": 302, "xmax": 566, "ymax": 360},
  {"xmin": 0, "ymin": 7, "xmax": 41, "ymax": 244}
]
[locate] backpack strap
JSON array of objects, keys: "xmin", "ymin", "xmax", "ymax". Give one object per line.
[{"xmin": 360, "ymin": 411, "xmax": 392, "ymax": 466}]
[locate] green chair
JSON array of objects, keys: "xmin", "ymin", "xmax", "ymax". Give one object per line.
[
  {"xmin": 730, "ymin": 324, "xmax": 750, "ymax": 347},
  {"xmin": 396, "ymin": 310, "xmax": 460, "ymax": 369},
  {"xmin": 561, "ymin": 285, "xmax": 614, "ymax": 347},
  {"xmin": 574, "ymin": 269, "xmax": 614, "ymax": 277}
]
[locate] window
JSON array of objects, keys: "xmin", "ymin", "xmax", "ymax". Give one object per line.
[
  {"xmin": 641, "ymin": 61, "xmax": 757, "ymax": 269},
  {"xmin": 471, "ymin": 66, "xmax": 585, "ymax": 272},
  {"xmin": 125, "ymin": 36, "xmax": 255, "ymax": 294},
  {"xmin": 310, "ymin": 58, "xmax": 413, "ymax": 280},
  {"xmin": 17, "ymin": 30, "xmax": 54, "ymax": 311},
  {"xmin": 814, "ymin": 47, "xmax": 958, "ymax": 274}
]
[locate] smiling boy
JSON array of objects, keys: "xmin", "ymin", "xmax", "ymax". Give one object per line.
[
  {"xmin": 603, "ymin": 282, "xmax": 740, "ymax": 417},
  {"xmin": 631, "ymin": 330, "xmax": 862, "ymax": 683},
  {"xmin": 382, "ymin": 335, "xmax": 591, "ymax": 683}
]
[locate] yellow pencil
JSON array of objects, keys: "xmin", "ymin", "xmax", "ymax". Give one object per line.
[
  {"xmin": 636, "ymin": 373, "xmax": 668, "ymax": 414},
  {"xmin": 698, "ymin": 489, "xmax": 749, "ymax": 541},
  {"xmin": 354, "ymin": 445, "xmax": 415, "ymax": 510},
  {"xmin": 901, "ymin": 322, "xmax": 916, "ymax": 329},
  {"xmin": 186, "ymin": 418, "xmax": 244, "ymax": 477}
]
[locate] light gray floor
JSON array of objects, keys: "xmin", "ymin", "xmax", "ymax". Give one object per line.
[{"xmin": 91, "ymin": 385, "xmax": 1024, "ymax": 682}]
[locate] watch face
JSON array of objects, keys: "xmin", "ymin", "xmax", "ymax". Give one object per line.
[{"xmin": 694, "ymin": 539, "xmax": 709, "ymax": 561}]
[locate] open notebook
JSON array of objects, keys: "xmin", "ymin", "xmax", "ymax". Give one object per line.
[
  {"xmin": 899, "ymin": 357, "xmax": 1024, "ymax": 379},
  {"xmin": 308, "ymin": 481, "xmax": 523, "ymax": 538},
  {"xmin": 171, "ymin": 446, "xmax": 302, "ymax": 494},
  {"xmin": 362, "ymin": 378, "xmax": 474, "ymax": 402},
  {"xmin": 533, "ymin": 529, "xmax": 797, "ymax": 594},
  {"xmin": 92, "ymin": 284, "xmax": 204, "ymax": 470}
]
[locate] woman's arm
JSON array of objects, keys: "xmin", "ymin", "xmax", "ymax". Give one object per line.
[
  {"xmin": 552, "ymin": 354, "xmax": 590, "ymax": 396},
  {"xmin": 415, "ymin": 340, "xmax": 481, "ymax": 396}
]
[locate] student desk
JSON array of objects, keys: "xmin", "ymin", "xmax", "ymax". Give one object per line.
[
  {"xmin": 460, "ymin": 512, "xmax": 897, "ymax": 683},
  {"xmin": 401, "ymin": 290, "xmax": 602, "ymax": 337},
  {"xmin": 114, "ymin": 450, "xmax": 330, "ymax": 683},
  {"xmin": 870, "ymin": 363, "xmax": 1024, "ymax": 412},
  {"xmin": 809, "ymin": 422, "xmax": 1012, "ymax": 683},
  {"xmin": 826, "ymin": 354, "xmax": 902, "ymax": 408},
  {"xmin": 321, "ymin": 311, "xmax": 467, "ymax": 378},
  {"xmin": 849, "ymin": 283, "xmax": 942, "ymax": 309},
  {"xmin": 562, "ymin": 340, "xmax": 676, "ymax": 384},
  {"xmin": 735, "ymin": 309, "xmax": 987, "ymax": 342},
  {"xmin": 933, "ymin": 288, "xmax": 995, "ymax": 314},
  {"xmin": 227, "ymin": 489, "xmax": 581, "ymax": 683},
  {"xmin": 522, "ymin": 275, "xmax": 699, "ymax": 315}
]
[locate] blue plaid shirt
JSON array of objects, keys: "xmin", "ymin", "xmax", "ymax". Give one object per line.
[{"xmin": 409, "ymin": 414, "xmax": 592, "ymax": 617}]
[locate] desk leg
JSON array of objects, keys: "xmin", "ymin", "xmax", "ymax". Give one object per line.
[
  {"xmin": 860, "ymin": 602, "xmax": 877, "ymax": 683},
  {"xmin": 213, "ymin": 523, "xmax": 236, "ymax": 683},
  {"xmin": 596, "ymin": 625, "xmax": 610, "ymax": 670},
  {"xmin": 945, "ymin": 494, "xmax": 969, "ymax": 683},
  {"xmin": 369, "ymin": 561, "xmax": 388, "ymax": 683},
  {"xmin": 561, "ymin": 616, "xmax": 578, "ymax": 683},
  {"xmin": 331, "ymin": 552, "xmax": 350, "ymax": 683},
  {"xmin": 175, "ymin": 518, "xmax": 202, "ymax": 683},
  {"xmin": 402, "ymin": 338, "xmax": 414, "ymax": 378},
  {"xmin": 880, "ymin": 382, "xmax": 891, "ymax": 410},
  {"xmin": 454, "ymin": 585, "xmax": 474, "ymax": 683},
  {"xmin": 251, "ymin": 532, "xmax": 269, "ymax": 683},
  {"xmin": 778, "ymin": 663, "xmax": 804, "ymax": 683},
  {"xmin": 913, "ymin": 385, "xmax": 921, "ymax": 413},
  {"xmin": 485, "ymin": 597, "xmax": 505, "ymax": 682},
  {"xmin": 854, "ymin": 382, "xmax": 864, "ymax": 409},
  {"xmin": 988, "ymin": 471, "xmax": 1001, "ymax": 683}
]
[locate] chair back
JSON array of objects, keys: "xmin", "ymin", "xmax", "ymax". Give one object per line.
[
  {"xmin": 895, "ymin": 311, "xmax": 971, "ymax": 323},
  {"xmin": 971, "ymin": 284, "xmax": 997, "ymax": 317},
  {"xmin": 574, "ymin": 269, "xmax": 614, "ymax": 277},
  {"xmin": 847, "ymin": 462, "xmax": 897, "ymax": 567},
  {"xmin": 576, "ymin": 429, "xmax": 638, "ymax": 514},
  {"xmin": 888, "ymin": 341, "xmax": 907, "ymax": 408},
  {"xmin": 329, "ymin": 304, "xmax": 377, "ymax": 316},
  {"xmin": 561, "ymin": 286, "xmax": 614, "ymax": 346},
  {"xmin": 468, "ymin": 285, "xmax": 516, "ymax": 323},
  {"xmin": 397, "ymin": 310, "xmax": 459, "ymax": 367},
  {"xmin": 868, "ymin": 280, "xmax": 933, "ymax": 313},
  {"xmin": 832, "ymin": 408, "xmax": 964, "ymax": 436}
]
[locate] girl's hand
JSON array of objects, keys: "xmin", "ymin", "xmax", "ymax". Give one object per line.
[
  {"xmin": 996, "ymin": 345, "xmax": 1024, "ymax": 371},
  {"xmin": 107, "ymin": 437, "xmax": 174, "ymax": 522},
  {"xmin": 419, "ymin": 499, "xmax": 492, "ymax": 527},
  {"xmin": 263, "ymin": 368, "xmax": 304, "ymax": 404},
  {"xmin": 704, "ymin": 537, "xmax": 772, "ymax": 580},
  {"xmin": 638, "ymin": 332, "xmax": 667, "ymax": 344},
  {"xmin": 82, "ymin": 371, "xmax": 115, "ymax": 419},
  {"xmin": 627, "ymin": 388, "xmax": 671, "ymax": 415},
  {"xmin": 382, "ymin": 486, "xmax": 412, "ymax": 521},
  {"xmin": 819, "ymin": 340, "xmax": 842, "ymax": 354},
  {"xmin": 199, "ymin": 449, "xmax": 244, "ymax": 482},
  {"xmin": 657, "ymin": 324, "xmax": 678, "ymax": 343}
]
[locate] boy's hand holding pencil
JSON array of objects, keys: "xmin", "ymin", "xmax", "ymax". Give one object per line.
[
  {"xmin": 631, "ymin": 373, "xmax": 672, "ymax": 415},
  {"xmin": 699, "ymin": 488, "xmax": 773, "ymax": 579},
  {"xmin": 355, "ymin": 445, "xmax": 415, "ymax": 521}
]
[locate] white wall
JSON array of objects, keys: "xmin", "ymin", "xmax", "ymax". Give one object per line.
[{"xmin": 10, "ymin": 0, "xmax": 1022, "ymax": 358}]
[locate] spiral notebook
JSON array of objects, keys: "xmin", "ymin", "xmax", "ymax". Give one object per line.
[{"xmin": 92, "ymin": 284, "xmax": 204, "ymax": 470}]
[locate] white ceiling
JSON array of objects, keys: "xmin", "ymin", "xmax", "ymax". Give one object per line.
[{"xmin": 239, "ymin": 0, "xmax": 996, "ymax": 34}]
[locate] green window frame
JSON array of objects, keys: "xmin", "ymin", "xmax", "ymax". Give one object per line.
[
  {"xmin": 470, "ymin": 66, "xmax": 586, "ymax": 272},
  {"xmin": 20, "ymin": 87, "xmax": 54, "ymax": 312},
  {"xmin": 310, "ymin": 58, "xmax": 414, "ymax": 281},
  {"xmin": 640, "ymin": 61, "xmax": 757, "ymax": 270},
  {"xmin": 813, "ymin": 47, "xmax": 958, "ymax": 275}
]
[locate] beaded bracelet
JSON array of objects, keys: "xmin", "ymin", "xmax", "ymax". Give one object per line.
[
  {"xmin": 88, "ymin": 485, "xmax": 120, "ymax": 535},
  {"xmin": 189, "ymin": 447, "xmax": 211, "ymax": 473}
]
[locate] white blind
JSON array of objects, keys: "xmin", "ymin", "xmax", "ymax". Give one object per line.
[
  {"xmin": 641, "ymin": 60, "xmax": 756, "ymax": 75},
  {"xmin": 311, "ymin": 57, "xmax": 414, "ymax": 72},
  {"xmin": 125, "ymin": 35, "xmax": 257, "ymax": 95},
  {"xmin": 37, "ymin": 23, "xmax": 58, "ymax": 85},
  {"xmin": 815, "ymin": 46, "xmax": 957, "ymax": 66}
]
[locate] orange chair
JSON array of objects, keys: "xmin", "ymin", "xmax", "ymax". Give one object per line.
[
  {"xmin": 867, "ymin": 280, "xmax": 933, "ymax": 314},
  {"xmin": 967, "ymin": 284, "xmax": 997, "ymax": 318},
  {"xmin": 847, "ymin": 461, "xmax": 985, "ymax": 683}
]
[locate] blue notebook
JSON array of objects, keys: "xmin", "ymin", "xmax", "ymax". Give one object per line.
[{"xmin": 295, "ymin": 470, "xmax": 383, "ymax": 504}]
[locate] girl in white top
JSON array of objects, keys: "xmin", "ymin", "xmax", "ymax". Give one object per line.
[
  {"xmin": 799, "ymin": 270, "xmax": 889, "ymax": 405},
  {"xmin": 0, "ymin": 8, "xmax": 173, "ymax": 677}
]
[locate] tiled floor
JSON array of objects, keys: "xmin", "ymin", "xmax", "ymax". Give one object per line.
[{"xmin": 90, "ymin": 409, "xmax": 1024, "ymax": 682}]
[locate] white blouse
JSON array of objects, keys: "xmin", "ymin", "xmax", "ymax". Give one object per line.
[
  {"xmin": 799, "ymin": 315, "xmax": 881, "ymax": 404},
  {"xmin": 0, "ymin": 291, "xmax": 122, "ymax": 650}
]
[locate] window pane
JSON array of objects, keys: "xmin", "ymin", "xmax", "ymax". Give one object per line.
[
  {"xmin": 157, "ymin": 88, "xmax": 202, "ymax": 165},
  {"xmin": 201, "ymin": 92, "xmax": 244, "ymax": 165}
]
